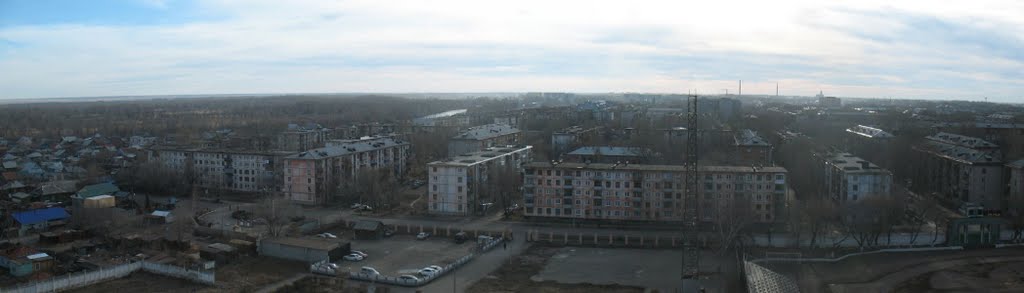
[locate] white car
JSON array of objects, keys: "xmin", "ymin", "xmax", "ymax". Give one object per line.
[
  {"xmin": 416, "ymin": 232, "xmax": 431, "ymax": 240},
  {"xmin": 418, "ymin": 267, "xmax": 439, "ymax": 277},
  {"xmin": 351, "ymin": 250, "xmax": 368, "ymax": 258},
  {"xmin": 360, "ymin": 267, "xmax": 380, "ymax": 276},
  {"xmin": 317, "ymin": 232, "xmax": 338, "ymax": 239},
  {"xmin": 398, "ymin": 274, "xmax": 421, "ymax": 282},
  {"xmin": 343, "ymin": 253, "xmax": 364, "ymax": 261},
  {"xmin": 426, "ymin": 265, "xmax": 442, "ymax": 271}
]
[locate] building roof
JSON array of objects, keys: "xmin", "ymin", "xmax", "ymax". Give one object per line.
[
  {"xmin": 1009, "ymin": 159, "xmax": 1024, "ymax": 169},
  {"xmin": 926, "ymin": 132, "xmax": 998, "ymax": 149},
  {"xmin": 823, "ymin": 153, "xmax": 892, "ymax": 174},
  {"xmin": 1, "ymin": 180, "xmax": 25, "ymax": 190},
  {"xmin": 39, "ymin": 180, "xmax": 78, "ymax": 196},
  {"xmin": 2, "ymin": 161, "xmax": 16, "ymax": 169},
  {"xmin": 428, "ymin": 145, "xmax": 532, "ymax": 167},
  {"xmin": 418, "ymin": 109, "xmax": 468, "ymax": 120},
  {"xmin": 918, "ymin": 141, "xmax": 1001, "ymax": 164},
  {"xmin": 151, "ymin": 210, "xmax": 171, "ymax": 217},
  {"xmin": 523, "ymin": 162, "xmax": 787, "ymax": 173},
  {"xmin": 846, "ymin": 125, "xmax": 894, "ymax": 139},
  {"xmin": 76, "ymin": 182, "xmax": 119, "ymax": 198},
  {"xmin": 12, "ymin": 207, "xmax": 70, "ymax": 225},
  {"xmin": 734, "ymin": 129, "xmax": 771, "ymax": 146},
  {"xmin": 261, "ymin": 237, "xmax": 343, "ymax": 251},
  {"xmin": 287, "ymin": 137, "xmax": 408, "ymax": 160},
  {"xmin": 567, "ymin": 146, "xmax": 643, "ymax": 157},
  {"xmin": 353, "ymin": 220, "xmax": 383, "ymax": 231},
  {"xmin": 452, "ymin": 123, "xmax": 520, "ymax": 141}
]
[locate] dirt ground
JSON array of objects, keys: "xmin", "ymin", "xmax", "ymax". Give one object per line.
[
  {"xmin": 893, "ymin": 261, "xmax": 1024, "ymax": 292},
  {"xmin": 467, "ymin": 245, "xmax": 644, "ymax": 293},
  {"xmin": 210, "ymin": 256, "xmax": 308, "ymax": 292},
  {"xmin": 67, "ymin": 271, "xmax": 207, "ymax": 293}
]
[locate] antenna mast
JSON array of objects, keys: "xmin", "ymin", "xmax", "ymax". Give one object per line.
[{"xmin": 682, "ymin": 93, "xmax": 701, "ymax": 291}]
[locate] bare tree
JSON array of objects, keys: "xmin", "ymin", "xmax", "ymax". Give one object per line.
[
  {"xmin": 713, "ymin": 199, "xmax": 755, "ymax": 254},
  {"xmin": 253, "ymin": 194, "xmax": 298, "ymax": 237}
]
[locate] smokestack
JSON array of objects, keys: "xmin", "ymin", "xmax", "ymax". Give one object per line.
[
  {"xmin": 776, "ymin": 83, "xmax": 779, "ymax": 96},
  {"xmin": 738, "ymin": 80, "xmax": 742, "ymax": 96}
]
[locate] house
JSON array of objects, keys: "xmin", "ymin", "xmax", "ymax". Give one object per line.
[
  {"xmin": 37, "ymin": 180, "xmax": 78, "ymax": 201},
  {"xmin": 73, "ymin": 182, "xmax": 119, "ymax": 207},
  {"xmin": 353, "ymin": 220, "xmax": 385, "ymax": 240},
  {"xmin": 2, "ymin": 161, "xmax": 16, "ymax": 170},
  {"xmin": 0, "ymin": 245, "xmax": 38, "ymax": 277},
  {"xmin": 12, "ymin": 207, "xmax": 70, "ymax": 236}
]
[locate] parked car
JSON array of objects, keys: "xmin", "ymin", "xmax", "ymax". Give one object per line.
[
  {"xmin": 325, "ymin": 262, "xmax": 339, "ymax": 269},
  {"xmin": 426, "ymin": 265, "xmax": 442, "ymax": 272},
  {"xmin": 410, "ymin": 180, "xmax": 425, "ymax": 189},
  {"xmin": 360, "ymin": 267, "xmax": 380, "ymax": 276},
  {"xmin": 351, "ymin": 250, "xmax": 368, "ymax": 258},
  {"xmin": 398, "ymin": 274, "xmax": 421, "ymax": 282},
  {"xmin": 343, "ymin": 253, "xmax": 364, "ymax": 261},
  {"xmin": 418, "ymin": 267, "xmax": 439, "ymax": 277},
  {"xmin": 350, "ymin": 203, "xmax": 364, "ymax": 209},
  {"xmin": 317, "ymin": 232, "xmax": 338, "ymax": 239},
  {"xmin": 416, "ymin": 232, "xmax": 431, "ymax": 240},
  {"xmin": 454, "ymin": 231, "xmax": 468, "ymax": 244},
  {"xmin": 384, "ymin": 229, "xmax": 395, "ymax": 238}
]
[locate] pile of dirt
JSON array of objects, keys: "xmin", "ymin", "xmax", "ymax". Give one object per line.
[{"xmin": 467, "ymin": 245, "xmax": 644, "ymax": 293}]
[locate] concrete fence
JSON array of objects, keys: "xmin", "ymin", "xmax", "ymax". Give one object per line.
[
  {"xmin": 525, "ymin": 230, "xmax": 684, "ymax": 249},
  {"xmin": 2, "ymin": 261, "xmax": 215, "ymax": 293},
  {"xmin": 751, "ymin": 246, "xmax": 964, "ymax": 264}
]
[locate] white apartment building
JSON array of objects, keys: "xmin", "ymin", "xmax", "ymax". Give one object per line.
[
  {"xmin": 821, "ymin": 153, "xmax": 893, "ymax": 203},
  {"xmin": 153, "ymin": 147, "xmax": 294, "ymax": 193},
  {"xmin": 282, "ymin": 137, "xmax": 410, "ymax": 205},
  {"xmin": 427, "ymin": 145, "xmax": 532, "ymax": 216}
]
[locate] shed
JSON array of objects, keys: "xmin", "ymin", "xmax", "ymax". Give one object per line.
[
  {"xmin": 259, "ymin": 237, "xmax": 350, "ymax": 263},
  {"xmin": 10, "ymin": 192, "xmax": 32, "ymax": 203},
  {"xmin": 147, "ymin": 210, "xmax": 175, "ymax": 224},
  {"xmin": 353, "ymin": 220, "xmax": 385, "ymax": 240}
]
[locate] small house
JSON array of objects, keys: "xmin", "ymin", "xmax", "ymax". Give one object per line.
[
  {"xmin": 353, "ymin": 220, "xmax": 385, "ymax": 240},
  {"xmin": 12, "ymin": 207, "xmax": 70, "ymax": 236},
  {"xmin": 147, "ymin": 210, "xmax": 175, "ymax": 224}
]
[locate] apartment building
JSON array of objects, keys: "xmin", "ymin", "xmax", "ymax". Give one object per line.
[
  {"xmin": 282, "ymin": 137, "xmax": 410, "ymax": 205},
  {"xmin": 427, "ymin": 145, "xmax": 533, "ymax": 216},
  {"xmin": 913, "ymin": 132, "xmax": 1005, "ymax": 211},
  {"xmin": 277, "ymin": 123, "xmax": 332, "ymax": 152},
  {"xmin": 152, "ymin": 147, "xmax": 294, "ymax": 193},
  {"xmin": 1008, "ymin": 160, "xmax": 1024, "ymax": 209},
  {"xmin": 820, "ymin": 153, "xmax": 893, "ymax": 203},
  {"xmin": 551, "ymin": 126, "xmax": 601, "ymax": 156},
  {"xmin": 564, "ymin": 146, "xmax": 647, "ymax": 164},
  {"xmin": 447, "ymin": 123, "xmax": 521, "ymax": 157},
  {"xmin": 522, "ymin": 162, "xmax": 788, "ymax": 223},
  {"xmin": 734, "ymin": 129, "xmax": 773, "ymax": 166}
]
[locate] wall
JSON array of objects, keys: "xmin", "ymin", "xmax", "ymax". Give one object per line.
[
  {"xmin": 1, "ymin": 261, "xmax": 214, "ymax": 293},
  {"xmin": 259, "ymin": 242, "xmax": 329, "ymax": 264}
]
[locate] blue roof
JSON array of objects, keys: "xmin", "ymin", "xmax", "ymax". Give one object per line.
[{"xmin": 12, "ymin": 207, "xmax": 69, "ymax": 225}]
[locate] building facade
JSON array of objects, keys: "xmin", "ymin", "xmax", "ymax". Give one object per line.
[
  {"xmin": 522, "ymin": 162, "xmax": 787, "ymax": 223},
  {"xmin": 914, "ymin": 132, "xmax": 1005, "ymax": 211},
  {"xmin": 447, "ymin": 123, "xmax": 521, "ymax": 157},
  {"xmin": 277, "ymin": 123, "xmax": 332, "ymax": 152},
  {"xmin": 1008, "ymin": 160, "xmax": 1024, "ymax": 209},
  {"xmin": 820, "ymin": 153, "xmax": 893, "ymax": 203},
  {"xmin": 734, "ymin": 129, "xmax": 773, "ymax": 166},
  {"xmin": 427, "ymin": 145, "xmax": 533, "ymax": 216},
  {"xmin": 282, "ymin": 137, "xmax": 410, "ymax": 205},
  {"xmin": 153, "ymin": 147, "xmax": 294, "ymax": 194},
  {"xmin": 551, "ymin": 126, "xmax": 601, "ymax": 156}
]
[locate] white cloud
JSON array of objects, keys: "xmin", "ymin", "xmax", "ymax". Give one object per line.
[{"xmin": 0, "ymin": 0, "xmax": 1021, "ymax": 101}]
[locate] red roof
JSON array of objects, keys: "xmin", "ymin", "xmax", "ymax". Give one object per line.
[{"xmin": 2, "ymin": 172, "xmax": 17, "ymax": 181}]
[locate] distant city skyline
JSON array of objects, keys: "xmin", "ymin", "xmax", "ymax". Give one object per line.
[{"xmin": 1, "ymin": 0, "xmax": 1022, "ymax": 102}]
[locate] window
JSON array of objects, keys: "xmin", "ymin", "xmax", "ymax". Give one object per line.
[
  {"xmin": 852, "ymin": 184, "xmax": 859, "ymax": 191},
  {"xmin": 546, "ymin": 170, "xmax": 551, "ymax": 176},
  {"xmin": 576, "ymin": 170, "xmax": 581, "ymax": 176},
  {"xmin": 624, "ymin": 182, "xmax": 630, "ymax": 188},
  {"xmin": 575, "ymin": 199, "xmax": 581, "ymax": 204},
  {"xmin": 555, "ymin": 170, "xmax": 561, "ymax": 176},
  {"xmin": 458, "ymin": 186, "xmax": 463, "ymax": 192},
  {"xmin": 457, "ymin": 177, "xmax": 462, "ymax": 183}
]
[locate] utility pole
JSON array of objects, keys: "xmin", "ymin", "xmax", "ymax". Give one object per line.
[{"xmin": 682, "ymin": 94, "xmax": 701, "ymax": 292}]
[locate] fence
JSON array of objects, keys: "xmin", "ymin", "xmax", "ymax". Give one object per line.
[
  {"xmin": 751, "ymin": 246, "xmax": 964, "ymax": 264},
  {"xmin": 347, "ymin": 237, "xmax": 502, "ymax": 287},
  {"xmin": 1, "ymin": 261, "xmax": 215, "ymax": 293}
]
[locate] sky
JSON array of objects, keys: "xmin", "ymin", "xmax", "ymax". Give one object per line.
[{"xmin": 1, "ymin": 0, "xmax": 1022, "ymax": 102}]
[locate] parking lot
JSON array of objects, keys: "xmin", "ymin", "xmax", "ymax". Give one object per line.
[
  {"xmin": 335, "ymin": 234, "xmax": 476, "ymax": 277},
  {"xmin": 535, "ymin": 247, "xmax": 683, "ymax": 292}
]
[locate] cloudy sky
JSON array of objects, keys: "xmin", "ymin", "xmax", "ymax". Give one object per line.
[{"xmin": 1, "ymin": 0, "xmax": 1022, "ymax": 102}]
